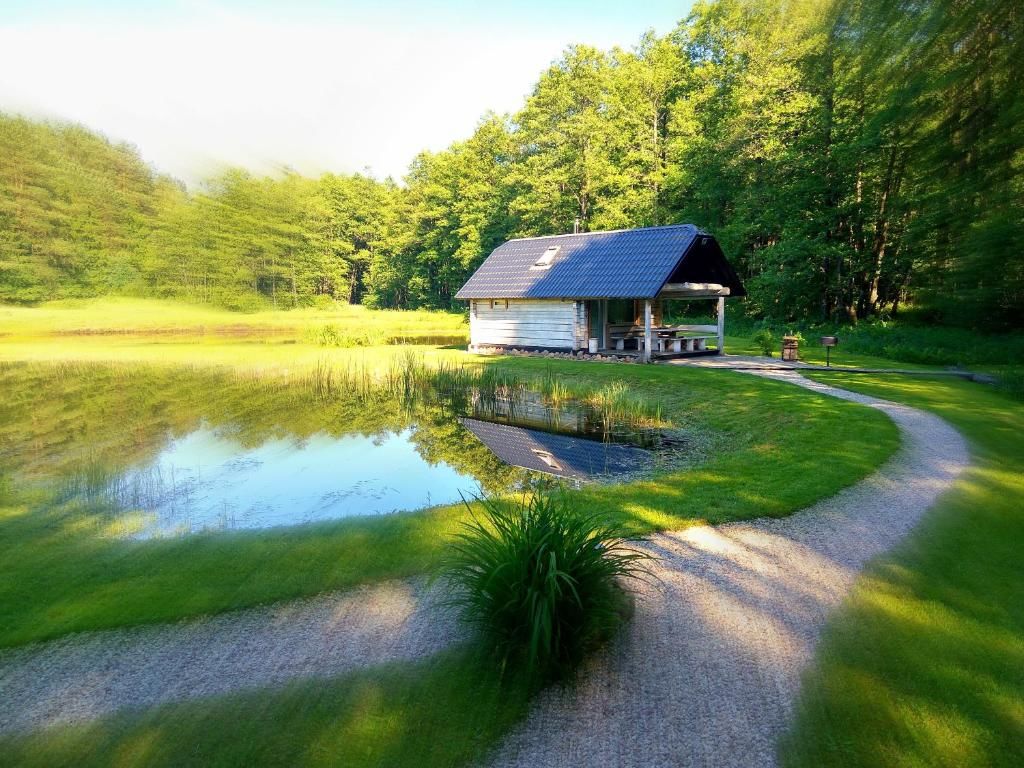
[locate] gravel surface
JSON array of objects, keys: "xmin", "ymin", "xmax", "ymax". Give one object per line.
[
  {"xmin": 0, "ymin": 579, "xmax": 461, "ymax": 734},
  {"xmin": 483, "ymin": 371, "xmax": 970, "ymax": 768},
  {"xmin": 0, "ymin": 370, "xmax": 970, "ymax": 766}
]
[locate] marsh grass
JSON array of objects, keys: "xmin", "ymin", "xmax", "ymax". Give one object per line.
[
  {"xmin": 309, "ymin": 322, "xmax": 467, "ymax": 348},
  {"xmin": 303, "ymin": 353, "xmax": 664, "ymax": 435},
  {"xmin": 442, "ymin": 492, "xmax": 650, "ymax": 679}
]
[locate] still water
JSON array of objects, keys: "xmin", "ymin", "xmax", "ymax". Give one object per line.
[{"xmin": 111, "ymin": 425, "xmax": 482, "ymax": 537}]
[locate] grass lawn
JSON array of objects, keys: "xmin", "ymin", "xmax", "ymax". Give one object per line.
[
  {"xmin": 0, "ymin": 357, "xmax": 899, "ymax": 648},
  {"xmin": 780, "ymin": 374, "xmax": 1024, "ymax": 768},
  {"xmin": 0, "ymin": 648, "xmax": 535, "ymax": 768},
  {"xmin": 722, "ymin": 333, "xmax": 934, "ymax": 371}
]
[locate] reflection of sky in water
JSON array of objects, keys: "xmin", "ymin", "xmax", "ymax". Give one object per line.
[{"xmin": 115, "ymin": 426, "xmax": 481, "ymax": 537}]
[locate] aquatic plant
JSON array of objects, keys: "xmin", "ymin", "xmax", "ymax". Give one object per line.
[
  {"xmin": 302, "ymin": 355, "xmax": 665, "ymax": 440},
  {"xmin": 538, "ymin": 368, "xmax": 572, "ymax": 406},
  {"xmin": 442, "ymin": 492, "xmax": 650, "ymax": 678}
]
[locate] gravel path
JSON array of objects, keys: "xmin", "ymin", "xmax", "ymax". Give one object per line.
[
  {"xmin": 0, "ymin": 370, "xmax": 969, "ymax": 764},
  {"xmin": 0, "ymin": 579, "xmax": 462, "ymax": 734},
  {"xmin": 484, "ymin": 371, "xmax": 970, "ymax": 768}
]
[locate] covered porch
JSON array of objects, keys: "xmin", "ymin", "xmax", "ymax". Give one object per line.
[{"xmin": 584, "ymin": 283, "xmax": 729, "ymax": 362}]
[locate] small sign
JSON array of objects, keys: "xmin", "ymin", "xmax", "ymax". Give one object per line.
[{"xmin": 820, "ymin": 336, "xmax": 839, "ymax": 347}]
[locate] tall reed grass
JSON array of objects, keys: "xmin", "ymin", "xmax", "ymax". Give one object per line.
[{"xmin": 301, "ymin": 354, "xmax": 665, "ymax": 434}]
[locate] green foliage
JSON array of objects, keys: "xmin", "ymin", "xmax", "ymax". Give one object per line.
[
  {"xmin": 752, "ymin": 328, "xmax": 775, "ymax": 356},
  {"xmin": 442, "ymin": 492, "xmax": 648, "ymax": 677},
  {"xmin": 2, "ymin": 0, "xmax": 1021, "ymax": 327}
]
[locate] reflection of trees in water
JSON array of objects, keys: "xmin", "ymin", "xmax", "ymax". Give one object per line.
[
  {"xmin": 405, "ymin": 405, "xmax": 526, "ymax": 496},
  {"xmin": 1, "ymin": 363, "xmax": 526, "ymax": 497},
  {"xmin": 3, "ymin": 362, "xmax": 653, "ymax": 506}
]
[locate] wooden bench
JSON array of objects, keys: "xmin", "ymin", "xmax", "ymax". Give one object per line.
[
  {"xmin": 655, "ymin": 333, "xmax": 715, "ymax": 354},
  {"xmin": 607, "ymin": 327, "xmax": 716, "ymax": 354}
]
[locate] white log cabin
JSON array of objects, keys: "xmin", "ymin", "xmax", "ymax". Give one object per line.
[{"xmin": 455, "ymin": 224, "xmax": 747, "ymax": 362}]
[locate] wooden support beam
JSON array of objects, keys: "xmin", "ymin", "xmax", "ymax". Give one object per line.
[
  {"xmin": 717, "ymin": 297, "xmax": 725, "ymax": 354},
  {"xmin": 643, "ymin": 299, "xmax": 653, "ymax": 363},
  {"xmin": 600, "ymin": 299, "xmax": 608, "ymax": 350}
]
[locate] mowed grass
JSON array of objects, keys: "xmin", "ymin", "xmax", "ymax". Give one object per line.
[
  {"xmin": 721, "ymin": 333, "xmax": 935, "ymax": 371},
  {"xmin": 0, "ymin": 648, "xmax": 535, "ymax": 768},
  {"xmin": 0, "ymin": 355, "xmax": 899, "ymax": 648},
  {"xmin": 780, "ymin": 375, "xmax": 1024, "ymax": 768}
]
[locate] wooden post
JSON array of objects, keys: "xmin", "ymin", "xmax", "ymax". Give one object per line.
[
  {"xmin": 643, "ymin": 299, "xmax": 653, "ymax": 363},
  {"xmin": 601, "ymin": 299, "xmax": 608, "ymax": 350},
  {"xmin": 716, "ymin": 296, "xmax": 725, "ymax": 354}
]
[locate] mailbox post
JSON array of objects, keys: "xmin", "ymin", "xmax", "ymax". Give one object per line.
[{"xmin": 820, "ymin": 336, "xmax": 839, "ymax": 367}]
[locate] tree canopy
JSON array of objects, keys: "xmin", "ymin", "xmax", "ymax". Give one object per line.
[{"xmin": 1, "ymin": 0, "xmax": 1020, "ymax": 329}]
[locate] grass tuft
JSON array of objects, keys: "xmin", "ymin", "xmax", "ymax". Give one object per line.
[{"xmin": 441, "ymin": 492, "xmax": 650, "ymax": 679}]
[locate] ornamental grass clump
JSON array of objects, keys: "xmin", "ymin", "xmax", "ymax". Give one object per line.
[{"xmin": 443, "ymin": 493, "xmax": 650, "ymax": 679}]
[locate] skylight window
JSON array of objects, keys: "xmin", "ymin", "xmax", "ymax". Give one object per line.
[
  {"xmin": 531, "ymin": 449, "xmax": 562, "ymax": 471},
  {"xmin": 531, "ymin": 245, "xmax": 559, "ymax": 269}
]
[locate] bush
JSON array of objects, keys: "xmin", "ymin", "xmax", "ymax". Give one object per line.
[
  {"xmin": 752, "ymin": 328, "xmax": 775, "ymax": 356},
  {"xmin": 442, "ymin": 493, "xmax": 649, "ymax": 679}
]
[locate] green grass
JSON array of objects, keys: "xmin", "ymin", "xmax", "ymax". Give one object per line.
[
  {"xmin": 0, "ymin": 300, "xmax": 909, "ymax": 768},
  {"xmin": 0, "ymin": 356, "xmax": 899, "ymax": 648},
  {"xmin": 716, "ymin": 313, "xmax": 1024, "ymax": 369},
  {"xmin": 0, "ymin": 297, "xmax": 467, "ymax": 341},
  {"xmin": 443, "ymin": 492, "xmax": 648, "ymax": 677},
  {"xmin": 723, "ymin": 332, "xmax": 934, "ymax": 371},
  {"xmin": 780, "ymin": 374, "xmax": 1024, "ymax": 768},
  {"xmin": 0, "ymin": 648, "xmax": 534, "ymax": 768}
]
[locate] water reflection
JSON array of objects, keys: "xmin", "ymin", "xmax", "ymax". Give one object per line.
[
  {"xmin": 107, "ymin": 426, "xmax": 482, "ymax": 537},
  {"xmin": 459, "ymin": 418, "xmax": 652, "ymax": 480},
  {"xmin": 19, "ymin": 367, "xmax": 682, "ymax": 538}
]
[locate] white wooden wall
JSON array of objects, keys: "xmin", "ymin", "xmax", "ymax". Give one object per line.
[{"xmin": 469, "ymin": 299, "xmax": 580, "ymax": 350}]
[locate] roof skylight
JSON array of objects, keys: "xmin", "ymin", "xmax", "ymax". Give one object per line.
[{"xmin": 531, "ymin": 245, "xmax": 559, "ymax": 269}]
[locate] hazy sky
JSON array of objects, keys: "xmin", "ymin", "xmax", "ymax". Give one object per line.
[{"xmin": 0, "ymin": 0, "xmax": 692, "ymax": 186}]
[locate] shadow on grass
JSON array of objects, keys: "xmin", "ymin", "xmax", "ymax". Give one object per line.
[
  {"xmin": 780, "ymin": 375, "xmax": 1024, "ymax": 768},
  {"xmin": 0, "ymin": 647, "xmax": 534, "ymax": 768}
]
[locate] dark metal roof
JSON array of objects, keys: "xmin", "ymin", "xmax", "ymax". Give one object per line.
[
  {"xmin": 455, "ymin": 224, "xmax": 745, "ymax": 300},
  {"xmin": 459, "ymin": 418, "xmax": 651, "ymax": 479}
]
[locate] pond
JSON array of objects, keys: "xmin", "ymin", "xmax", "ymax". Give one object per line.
[
  {"xmin": 1, "ymin": 363, "xmax": 680, "ymax": 538},
  {"xmin": 103, "ymin": 426, "xmax": 482, "ymax": 537}
]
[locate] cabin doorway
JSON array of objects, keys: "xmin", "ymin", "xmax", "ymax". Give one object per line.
[{"xmin": 585, "ymin": 300, "xmax": 608, "ymax": 350}]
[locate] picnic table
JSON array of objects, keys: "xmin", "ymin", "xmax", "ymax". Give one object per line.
[{"xmin": 608, "ymin": 326, "xmax": 715, "ymax": 354}]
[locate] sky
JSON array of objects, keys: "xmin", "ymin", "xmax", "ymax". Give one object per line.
[{"xmin": 0, "ymin": 0, "xmax": 692, "ymax": 186}]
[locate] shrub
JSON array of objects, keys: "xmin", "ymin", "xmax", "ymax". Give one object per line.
[
  {"xmin": 442, "ymin": 492, "xmax": 649, "ymax": 679},
  {"xmin": 752, "ymin": 328, "xmax": 775, "ymax": 356}
]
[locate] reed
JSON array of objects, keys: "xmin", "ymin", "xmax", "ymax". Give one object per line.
[{"xmin": 298, "ymin": 354, "xmax": 664, "ymax": 436}]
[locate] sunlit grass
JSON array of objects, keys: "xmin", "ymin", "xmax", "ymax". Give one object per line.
[
  {"xmin": 0, "ymin": 648, "xmax": 534, "ymax": 768},
  {"xmin": 0, "ymin": 296, "xmax": 467, "ymax": 340},
  {"xmin": 0, "ymin": 357, "xmax": 898, "ymax": 648},
  {"xmin": 781, "ymin": 374, "xmax": 1024, "ymax": 768}
]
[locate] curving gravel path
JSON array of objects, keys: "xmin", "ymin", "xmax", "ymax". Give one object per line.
[
  {"xmin": 483, "ymin": 371, "xmax": 970, "ymax": 768},
  {"xmin": 0, "ymin": 370, "xmax": 970, "ymax": 766},
  {"xmin": 0, "ymin": 579, "xmax": 463, "ymax": 734}
]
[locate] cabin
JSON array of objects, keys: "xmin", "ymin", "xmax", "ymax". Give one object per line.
[{"xmin": 455, "ymin": 224, "xmax": 746, "ymax": 361}]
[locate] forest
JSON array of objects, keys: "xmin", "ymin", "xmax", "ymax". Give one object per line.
[{"xmin": 0, "ymin": 0, "xmax": 1020, "ymax": 330}]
